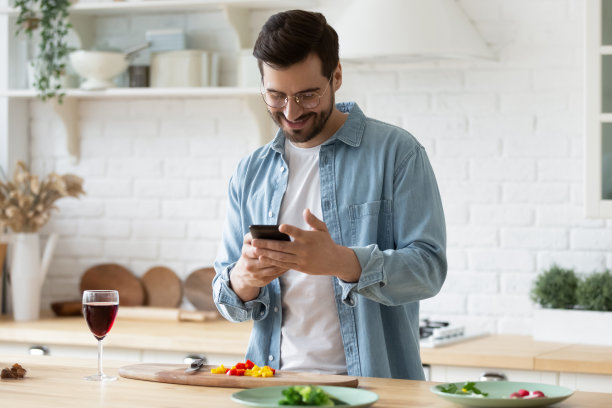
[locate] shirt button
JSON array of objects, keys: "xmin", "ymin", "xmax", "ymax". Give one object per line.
[
  {"xmin": 280, "ymin": 166, "xmax": 285, "ymax": 172},
  {"xmin": 268, "ymin": 211, "xmax": 273, "ymax": 218},
  {"xmin": 273, "ymin": 306, "xmax": 279, "ymax": 313},
  {"xmin": 268, "ymin": 355, "xmax": 274, "ymax": 361}
]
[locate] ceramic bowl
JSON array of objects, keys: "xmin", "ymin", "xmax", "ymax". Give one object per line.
[{"xmin": 70, "ymin": 50, "xmax": 128, "ymax": 90}]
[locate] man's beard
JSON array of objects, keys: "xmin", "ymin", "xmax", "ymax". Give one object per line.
[{"xmin": 269, "ymin": 93, "xmax": 335, "ymax": 144}]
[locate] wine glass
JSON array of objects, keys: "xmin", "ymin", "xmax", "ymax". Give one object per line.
[{"xmin": 82, "ymin": 290, "xmax": 119, "ymax": 381}]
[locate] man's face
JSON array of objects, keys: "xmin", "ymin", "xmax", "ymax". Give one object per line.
[{"xmin": 261, "ymin": 54, "xmax": 336, "ymax": 146}]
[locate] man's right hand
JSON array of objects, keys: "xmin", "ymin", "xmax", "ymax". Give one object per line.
[{"xmin": 229, "ymin": 232, "xmax": 288, "ymax": 302}]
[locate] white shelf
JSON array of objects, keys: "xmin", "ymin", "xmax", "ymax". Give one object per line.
[
  {"xmin": 0, "ymin": 86, "xmax": 273, "ymax": 164},
  {"xmin": 1, "ymin": 87, "xmax": 261, "ymax": 99},
  {"xmin": 0, "ymin": 0, "xmax": 298, "ymax": 166},
  {"xmin": 0, "ymin": 0, "xmax": 315, "ymax": 15}
]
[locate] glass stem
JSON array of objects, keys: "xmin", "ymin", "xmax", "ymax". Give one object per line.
[{"xmin": 97, "ymin": 339, "xmax": 104, "ymax": 377}]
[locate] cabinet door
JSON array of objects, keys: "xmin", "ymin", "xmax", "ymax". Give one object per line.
[
  {"xmin": 559, "ymin": 372, "xmax": 612, "ymax": 393},
  {"xmin": 428, "ymin": 365, "xmax": 558, "ymax": 385}
]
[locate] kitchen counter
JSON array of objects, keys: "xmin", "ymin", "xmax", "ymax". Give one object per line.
[
  {"xmin": 2, "ymin": 316, "xmax": 612, "ymax": 376},
  {"xmin": 1, "ymin": 354, "xmax": 611, "ymax": 408},
  {"xmin": 420, "ymin": 335, "xmax": 612, "ymax": 375}
]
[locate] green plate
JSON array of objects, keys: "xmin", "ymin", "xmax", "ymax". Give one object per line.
[
  {"xmin": 430, "ymin": 381, "xmax": 574, "ymax": 407},
  {"xmin": 231, "ymin": 385, "xmax": 379, "ymax": 407}
]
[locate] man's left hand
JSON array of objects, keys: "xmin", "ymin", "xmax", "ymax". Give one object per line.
[{"xmin": 251, "ymin": 208, "xmax": 362, "ymax": 283}]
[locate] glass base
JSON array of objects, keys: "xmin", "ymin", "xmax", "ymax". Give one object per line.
[{"xmin": 84, "ymin": 373, "xmax": 117, "ymax": 381}]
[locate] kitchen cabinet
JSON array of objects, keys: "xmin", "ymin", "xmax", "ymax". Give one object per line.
[
  {"xmin": 0, "ymin": 0, "xmax": 315, "ymax": 166},
  {"xmin": 586, "ymin": 0, "xmax": 612, "ymax": 217}
]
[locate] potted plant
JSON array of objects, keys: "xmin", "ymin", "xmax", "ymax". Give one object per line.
[
  {"xmin": 14, "ymin": 0, "xmax": 73, "ymax": 102},
  {"xmin": 576, "ymin": 270, "xmax": 612, "ymax": 311},
  {"xmin": 530, "ymin": 264, "xmax": 578, "ymax": 309},
  {"xmin": 0, "ymin": 161, "xmax": 85, "ymax": 321},
  {"xmin": 532, "ymin": 265, "xmax": 612, "ymax": 346}
]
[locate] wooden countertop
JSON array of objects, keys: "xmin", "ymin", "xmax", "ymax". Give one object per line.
[
  {"xmin": 2, "ymin": 317, "xmax": 612, "ymax": 376},
  {"xmin": 1, "ymin": 354, "xmax": 611, "ymax": 408},
  {"xmin": 420, "ymin": 335, "xmax": 612, "ymax": 376}
]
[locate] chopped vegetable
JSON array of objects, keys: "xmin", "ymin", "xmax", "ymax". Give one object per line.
[
  {"xmin": 210, "ymin": 360, "xmax": 275, "ymax": 377},
  {"xmin": 510, "ymin": 389, "xmax": 546, "ymax": 399},
  {"xmin": 437, "ymin": 382, "xmax": 489, "ymax": 397},
  {"xmin": 278, "ymin": 385, "xmax": 336, "ymax": 406}
]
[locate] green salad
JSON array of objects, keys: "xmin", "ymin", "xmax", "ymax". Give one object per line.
[
  {"xmin": 437, "ymin": 381, "xmax": 489, "ymax": 397},
  {"xmin": 278, "ymin": 385, "xmax": 346, "ymax": 406}
]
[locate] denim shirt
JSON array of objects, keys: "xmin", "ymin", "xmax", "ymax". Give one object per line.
[{"xmin": 213, "ymin": 102, "xmax": 447, "ymax": 380}]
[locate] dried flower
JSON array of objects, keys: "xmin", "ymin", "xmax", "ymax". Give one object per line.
[{"xmin": 0, "ymin": 161, "xmax": 85, "ymax": 233}]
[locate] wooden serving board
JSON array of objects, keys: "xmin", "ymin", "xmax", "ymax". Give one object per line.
[{"xmin": 118, "ymin": 363, "xmax": 359, "ymax": 388}]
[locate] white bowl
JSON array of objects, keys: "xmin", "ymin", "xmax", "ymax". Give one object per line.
[{"xmin": 70, "ymin": 50, "xmax": 128, "ymax": 90}]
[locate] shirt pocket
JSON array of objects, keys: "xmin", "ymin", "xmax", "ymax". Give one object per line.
[{"xmin": 348, "ymin": 200, "xmax": 393, "ymax": 249}]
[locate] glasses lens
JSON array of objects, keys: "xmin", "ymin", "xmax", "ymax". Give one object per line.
[
  {"xmin": 298, "ymin": 95, "xmax": 319, "ymax": 109},
  {"xmin": 262, "ymin": 92, "xmax": 286, "ymax": 108}
]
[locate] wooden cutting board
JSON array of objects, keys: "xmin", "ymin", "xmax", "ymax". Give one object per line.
[
  {"xmin": 118, "ymin": 363, "xmax": 359, "ymax": 388},
  {"xmin": 184, "ymin": 267, "xmax": 217, "ymax": 312},
  {"xmin": 142, "ymin": 266, "xmax": 182, "ymax": 307},
  {"xmin": 80, "ymin": 263, "xmax": 145, "ymax": 306}
]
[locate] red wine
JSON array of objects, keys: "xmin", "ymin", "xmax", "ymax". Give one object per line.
[{"xmin": 83, "ymin": 302, "xmax": 118, "ymax": 340}]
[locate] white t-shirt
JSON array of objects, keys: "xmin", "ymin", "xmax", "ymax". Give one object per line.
[{"xmin": 278, "ymin": 140, "xmax": 347, "ymax": 374}]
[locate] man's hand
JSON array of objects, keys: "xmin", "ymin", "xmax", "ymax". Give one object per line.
[
  {"xmin": 229, "ymin": 232, "xmax": 288, "ymax": 302},
  {"xmin": 251, "ymin": 209, "xmax": 362, "ymax": 282}
]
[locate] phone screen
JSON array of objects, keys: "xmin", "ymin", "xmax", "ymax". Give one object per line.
[{"xmin": 249, "ymin": 225, "xmax": 291, "ymax": 241}]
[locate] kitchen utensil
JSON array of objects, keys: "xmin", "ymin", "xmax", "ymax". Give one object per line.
[
  {"xmin": 184, "ymin": 357, "xmax": 207, "ymax": 373},
  {"xmin": 51, "ymin": 300, "xmax": 82, "ymax": 316},
  {"xmin": 150, "ymin": 50, "xmax": 210, "ymax": 87},
  {"xmin": 82, "ymin": 290, "xmax": 119, "ymax": 381},
  {"xmin": 118, "ymin": 306, "xmax": 218, "ymax": 322},
  {"xmin": 430, "ymin": 381, "xmax": 574, "ymax": 407},
  {"xmin": 123, "ymin": 41, "xmax": 151, "ymax": 60},
  {"xmin": 237, "ymin": 48, "xmax": 261, "ymax": 88},
  {"xmin": 141, "ymin": 266, "xmax": 182, "ymax": 307},
  {"xmin": 128, "ymin": 65, "xmax": 149, "ymax": 87},
  {"xmin": 184, "ymin": 267, "xmax": 217, "ymax": 312},
  {"xmin": 80, "ymin": 263, "xmax": 145, "ymax": 306},
  {"xmin": 69, "ymin": 50, "xmax": 129, "ymax": 90},
  {"xmin": 119, "ymin": 363, "xmax": 359, "ymax": 388},
  {"xmin": 231, "ymin": 385, "xmax": 378, "ymax": 408}
]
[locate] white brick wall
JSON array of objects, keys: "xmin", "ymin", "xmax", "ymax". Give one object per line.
[{"xmin": 25, "ymin": 0, "xmax": 601, "ymax": 336}]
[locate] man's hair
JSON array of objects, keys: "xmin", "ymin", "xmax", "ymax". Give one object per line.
[{"xmin": 253, "ymin": 10, "xmax": 339, "ymax": 78}]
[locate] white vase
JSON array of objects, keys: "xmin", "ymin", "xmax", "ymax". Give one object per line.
[{"xmin": 9, "ymin": 233, "xmax": 58, "ymax": 321}]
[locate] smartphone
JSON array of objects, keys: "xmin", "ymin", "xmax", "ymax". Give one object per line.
[{"xmin": 249, "ymin": 224, "xmax": 291, "ymax": 241}]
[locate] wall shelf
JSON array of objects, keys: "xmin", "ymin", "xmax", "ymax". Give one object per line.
[
  {"xmin": 2, "ymin": 87, "xmax": 273, "ymax": 163},
  {"xmin": 0, "ymin": 0, "xmax": 302, "ymax": 167},
  {"xmin": 0, "ymin": 0, "xmax": 315, "ymax": 15},
  {"xmin": 1, "ymin": 87, "xmax": 260, "ymax": 98}
]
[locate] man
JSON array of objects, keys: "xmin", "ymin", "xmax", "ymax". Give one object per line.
[{"xmin": 213, "ymin": 9, "xmax": 446, "ymax": 380}]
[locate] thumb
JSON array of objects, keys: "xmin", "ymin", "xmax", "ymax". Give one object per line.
[{"xmin": 304, "ymin": 208, "xmax": 328, "ymax": 232}]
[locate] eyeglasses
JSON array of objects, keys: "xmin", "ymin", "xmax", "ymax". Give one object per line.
[{"xmin": 261, "ymin": 76, "xmax": 332, "ymax": 109}]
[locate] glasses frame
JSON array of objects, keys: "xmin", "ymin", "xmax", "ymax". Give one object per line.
[{"xmin": 260, "ymin": 75, "xmax": 333, "ymax": 109}]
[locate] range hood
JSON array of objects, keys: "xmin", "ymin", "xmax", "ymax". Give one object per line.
[{"xmin": 333, "ymin": 0, "xmax": 494, "ymax": 62}]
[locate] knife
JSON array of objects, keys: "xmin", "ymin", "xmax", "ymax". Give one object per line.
[{"xmin": 184, "ymin": 358, "xmax": 206, "ymax": 374}]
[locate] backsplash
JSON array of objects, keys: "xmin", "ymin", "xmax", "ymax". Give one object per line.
[{"xmin": 28, "ymin": 0, "xmax": 599, "ymax": 335}]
